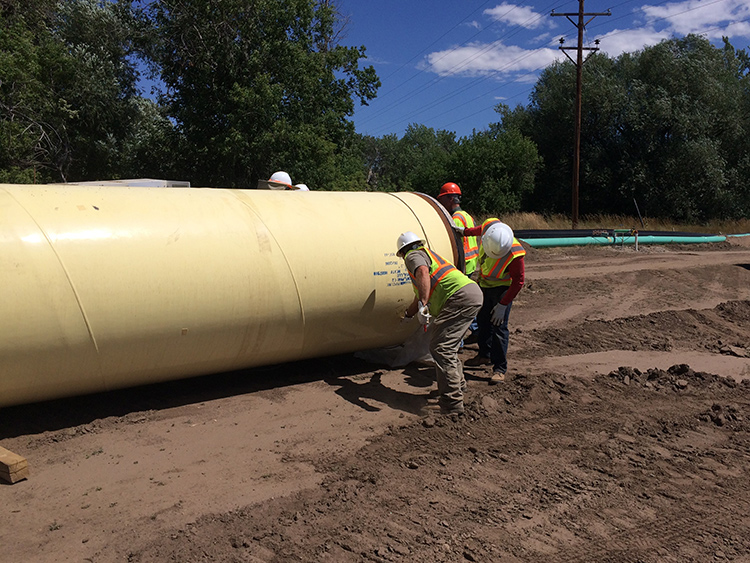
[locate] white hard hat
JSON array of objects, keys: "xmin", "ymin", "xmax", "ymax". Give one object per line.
[
  {"xmin": 269, "ymin": 171, "xmax": 292, "ymax": 185},
  {"xmin": 396, "ymin": 231, "xmax": 423, "ymax": 256},
  {"xmin": 482, "ymin": 222, "xmax": 514, "ymax": 259},
  {"xmin": 295, "ymin": 183, "xmax": 309, "ymax": 191}
]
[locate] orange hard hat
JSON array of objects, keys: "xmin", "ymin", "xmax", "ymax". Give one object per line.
[{"xmin": 438, "ymin": 182, "xmax": 461, "ymax": 197}]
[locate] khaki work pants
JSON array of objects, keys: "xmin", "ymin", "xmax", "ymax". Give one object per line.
[{"xmin": 429, "ymin": 283, "xmax": 483, "ymax": 412}]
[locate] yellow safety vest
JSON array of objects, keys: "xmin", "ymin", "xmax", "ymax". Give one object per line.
[
  {"xmin": 453, "ymin": 210, "xmax": 478, "ymax": 275},
  {"xmin": 478, "ymin": 218, "xmax": 526, "ymax": 288},
  {"xmin": 406, "ymin": 247, "xmax": 474, "ymax": 315}
]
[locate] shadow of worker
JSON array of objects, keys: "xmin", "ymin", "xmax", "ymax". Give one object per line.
[{"xmin": 325, "ymin": 372, "xmax": 428, "ymax": 415}]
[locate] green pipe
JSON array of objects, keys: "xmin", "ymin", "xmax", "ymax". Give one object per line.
[
  {"xmin": 520, "ymin": 235, "xmax": 727, "ymax": 248},
  {"xmin": 520, "ymin": 236, "xmax": 613, "ymax": 247},
  {"xmin": 635, "ymin": 235, "xmax": 726, "ymax": 244}
]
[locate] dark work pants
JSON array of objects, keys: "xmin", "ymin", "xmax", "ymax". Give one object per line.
[
  {"xmin": 430, "ymin": 283, "xmax": 483, "ymax": 411},
  {"xmin": 476, "ymin": 285, "xmax": 512, "ymax": 374}
]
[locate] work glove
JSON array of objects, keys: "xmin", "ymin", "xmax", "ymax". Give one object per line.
[
  {"xmin": 490, "ymin": 303, "xmax": 508, "ymax": 326},
  {"xmin": 416, "ymin": 302, "xmax": 432, "ymax": 326},
  {"xmin": 453, "ymin": 225, "xmax": 465, "ymax": 236}
]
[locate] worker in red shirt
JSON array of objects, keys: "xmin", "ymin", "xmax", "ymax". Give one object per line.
[{"xmin": 455, "ymin": 219, "xmax": 525, "ymax": 383}]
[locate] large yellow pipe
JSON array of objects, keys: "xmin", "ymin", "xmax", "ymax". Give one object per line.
[{"xmin": 1, "ymin": 184, "xmax": 458, "ymax": 407}]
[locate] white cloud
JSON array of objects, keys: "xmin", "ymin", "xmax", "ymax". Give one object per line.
[
  {"xmin": 641, "ymin": 0, "xmax": 750, "ymax": 34},
  {"xmin": 421, "ymin": 0, "xmax": 750, "ymax": 82},
  {"xmin": 721, "ymin": 18, "xmax": 750, "ymax": 36},
  {"xmin": 532, "ymin": 32, "xmax": 553, "ymax": 43},
  {"xmin": 465, "ymin": 20, "xmax": 481, "ymax": 30},
  {"xmin": 595, "ymin": 0, "xmax": 750, "ymax": 56},
  {"xmin": 595, "ymin": 27, "xmax": 673, "ymax": 57},
  {"xmin": 484, "ymin": 2, "xmax": 547, "ymax": 29},
  {"xmin": 634, "ymin": 0, "xmax": 750, "ymax": 41},
  {"xmin": 423, "ymin": 41, "xmax": 562, "ymax": 77},
  {"xmin": 366, "ymin": 55, "xmax": 391, "ymax": 66}
]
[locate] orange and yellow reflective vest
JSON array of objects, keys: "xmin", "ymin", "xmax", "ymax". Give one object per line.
[
  {"xmin": 452, "ymin": 210, "xmax": 478, "ymax": 275},
  {"xmin": 478, "ymin": 218, "xmax": 526, "ymax": 288},
  {"xmin": 405, "ymin": 247, "xmax": 474, "ymax": 315}
]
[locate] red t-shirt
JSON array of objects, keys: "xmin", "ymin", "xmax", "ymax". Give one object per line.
[{"xmin": 500, "ymin": 258, "xmax": 524, "ymax": 305}]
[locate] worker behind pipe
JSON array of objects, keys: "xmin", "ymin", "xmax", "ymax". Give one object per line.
[
  {"xmin": 437, "ymin": 181, "xmax": 480, "ymax": 341},
  {"xmin": 455, "ymin": 220, "xmax": 526, "ymax": 384},
  {"xmin": 396, "ymin": 231, "xmax": 483, "ymax": 415},
  {"xmin": 436, "ymin": 182, "xmax": 479, "ymax": 276},
  {"xmin": 267, "ymin": 170, "xmax": 294, "ymax": 190}
]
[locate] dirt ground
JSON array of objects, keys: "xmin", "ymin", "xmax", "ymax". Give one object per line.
[{"xmin": 2, "ymin": 237, "xmax": 750, "ymax": 562}]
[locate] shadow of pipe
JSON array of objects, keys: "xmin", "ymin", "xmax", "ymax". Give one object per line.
[{"xmin": 0, "ymin": 354, "xmax": 377, "ymax": 439}]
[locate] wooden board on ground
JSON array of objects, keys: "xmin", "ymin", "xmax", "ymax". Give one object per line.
[{"xmin": 0, "ymin": 446, "xmax": 29, "ymax": 484}]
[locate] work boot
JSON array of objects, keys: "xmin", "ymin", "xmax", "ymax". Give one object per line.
[
  {"xmin": 423, "ymin": 403, "xmax": 464, "ymax": 416},
  {"xmin": 441, "ymin": 404, "xmax": 465, "ymax": 415},
  {"xmin": 489, "ymin": 371, "xmax": 505, "ymax": 385},
  {"xmin": 438, "ymin": 396, "xmax": 465, "ymax": 415},
  {"xmin": 465, "ymin": 354, "xmax": 491, "ymax": 367},
  {"xmin": 463, "ymin": 331, "xmax": 479, "ymax": 345}
]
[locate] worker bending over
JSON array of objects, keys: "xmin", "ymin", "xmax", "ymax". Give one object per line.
[
  {"xmin": 397, "ymin": 231, "xmax": 483, "ymax": 415},
  {"xmin": 456, "ymin": 220, "xmax": 526, "ymax": 384}
]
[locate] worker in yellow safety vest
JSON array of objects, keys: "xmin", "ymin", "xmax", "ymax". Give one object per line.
[
  {"xmin": 437, "ymin": 182, "xmax": 480, "ymax": 342},
  {"xmin": 454, "ymin": 219, "xmax": 526, "ymax": 384},
  {"xmin": 396, "ymin": 231, "xmax": 483, "ymax": 415},
  {"xmin": 436, "ymin": 182, "xmax": 479, "ymax": 275}
]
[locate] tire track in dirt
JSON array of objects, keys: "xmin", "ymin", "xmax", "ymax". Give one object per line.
[
  {"xmin": 125, "ymin": 364, "xmax": 750, "ymax": 563},
  {"xmin": 550, "ymin": 491, "xmax": 750, "ymax": 563}
]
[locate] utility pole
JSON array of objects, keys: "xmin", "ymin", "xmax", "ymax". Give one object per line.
[{"xmin": 552, "ymin": 1, "xmax": 610, "ymax": 229}]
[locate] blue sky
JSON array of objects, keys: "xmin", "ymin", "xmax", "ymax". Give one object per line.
[{"xmin": 338, "ymin": 0, "xmax": 750, "ymax": 139}]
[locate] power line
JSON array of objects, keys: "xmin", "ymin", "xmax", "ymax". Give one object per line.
[
  {"xmin": 553, "ymin": 1, "xmax": 610, "ymax": 229},
  {"xmin": 368, "ymin": 0, "xmax": 497, "ymax": 103},
  {"xmin": 590, "ymin": 0, "xmax": 729, "ymax": 35},
  {"xmin": 366, "ymin": 47, "xmax": 557, "ymax": 136},
  {"xmin": 358, "ymin": 0, "xmax": 745, "ymax": 136},
  {"xmin": 357, "ymin": 0, "xmax": 564, "ymax": 128},
  {"xmin": 442, "ymin": 84, "xmax": 536, "ymax": 130},
  {"xmin": 438, "ymin": 0, "xmax": 748, "ymax": 134}
]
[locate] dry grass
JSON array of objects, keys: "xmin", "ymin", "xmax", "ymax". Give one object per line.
[{"xmin": 491, "ymin": 212, "xmax": 750, "ymax": 235}]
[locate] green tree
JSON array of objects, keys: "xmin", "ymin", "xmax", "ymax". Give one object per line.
[
  {"xmin": 359, "ymin": 125, "xmax": 456, "ymax": 193},
  {"xmin": 514, "ymin": 35, "xmax": 750, "ymax": 222},
  {"xmin": 500, "ymin": 64, "xmax": 578, "ymax": 215},
  {"xmin": 119, "ymin": 97, "xmax": 181, "ymax": 180},
  {"xmin": 53, "ymin": 0, "xmax": 144, "ymax": 181},
  {"xmin": 146, "ymin": 0, "xmax": 379, "ymax": 188},
  {"xmin": 1, "ymin": 0, "xmax": 71, "ymax": 182},
  {"xmin": 359, "ymin": 133, "xmax": 399, "ymax": 192},
  {"xmin": 1, "ymin": 0, "xmax": 151, "ymax": 182},
  {"xmin": 449, "ymin": 110, "xmax": 540, "ymax": 216}
]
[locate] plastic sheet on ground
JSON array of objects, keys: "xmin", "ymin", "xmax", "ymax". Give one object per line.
[{"xmin": 355, "ymin": 325, "xmax": 435, "ymax": 368}]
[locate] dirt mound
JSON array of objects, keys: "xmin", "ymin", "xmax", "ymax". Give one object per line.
[
  {"xmin": 126, "ymin": 365, "xmax": 750, "ymax": 562},
  {"xmin": 519, "ymin": 300, "xmax": 750, "ymax": 358}
]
